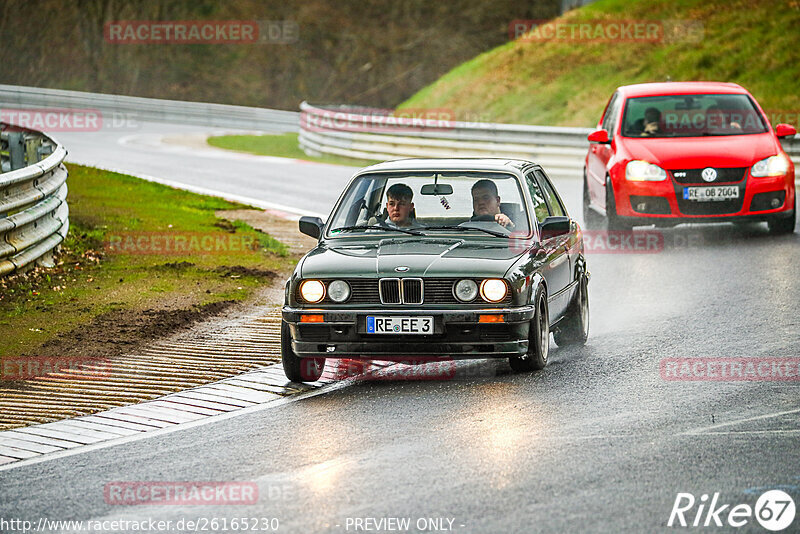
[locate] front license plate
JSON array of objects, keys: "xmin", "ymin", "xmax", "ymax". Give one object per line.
[
  {"xmin": 683, "ymin": 186, "xmax": 740, "ymax": 202},
  {"xmin": 366, "ymin": 316, "xmax": 433, "ymax": 334}
]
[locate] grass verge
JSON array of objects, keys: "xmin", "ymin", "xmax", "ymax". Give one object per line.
[
  {"xmin": 0, "ymin": 164, "xmax": 293, "ymax": 360},
  {"xmin": 398, "ymin": 0, "xmax": 800, "ymax": 127},
  {"xmin": 207, "ymin": 132, "xmax": 381, "ymax": 167}
]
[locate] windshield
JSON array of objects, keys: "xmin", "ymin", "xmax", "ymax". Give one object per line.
[
  {"xmin": 327, "ymin": 171, "xmax": 531, "ymax": 237},
  {"xmin": 620, "ymin": 94, "xmax": 769, "ymax": 138}
]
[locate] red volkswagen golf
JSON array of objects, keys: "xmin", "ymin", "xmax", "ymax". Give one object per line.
[{"xmin": 584, "ymin": 82, "xmax": 796, "ymax": 234}]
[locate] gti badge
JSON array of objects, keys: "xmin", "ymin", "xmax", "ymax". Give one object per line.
[
  {"xmin": 701, "ymin": 167, "xmax": 718, "ymax": 182},
  {"xmin": 395, "ymin": 266, "xmax": 409, "ymax": 272}
]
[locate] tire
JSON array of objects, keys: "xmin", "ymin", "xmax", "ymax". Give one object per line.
[
  {"xmin": 553, "ymin": 272, "xmax": 589, "ymax": 347},
  {"xmin": 281, "ymin": 320, "xmax": 325, "ymax": 382},
  {"xmin": 583, "ymin": 172, "xmax": 603, "ymax": 230},
  {"xmin": 605, "ymin": 179, "xmax": 632, "ymax": 232},
  {"xmin": 767, "ymin": 209, "xmax": 796, "ymax": 235},
  {"xmin": 509, "ymin": 286, "xmax": 550, "ymax": 372}
]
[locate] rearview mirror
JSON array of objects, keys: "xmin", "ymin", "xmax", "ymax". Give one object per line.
[
  {"xmin": 587, "ymin": 129, "xmax": 610, "ymax": 144},
  {"xmin": 775, "ymin": 123, "xmax": 797, "ymax": 138},
  {"xmin": 420, "ymin": 183, "xmax": 453, "ymax": 195},
  {"xmin": 540, "ymin": 216, "xmax": 571, "ymax": 240},
  {"xmin": 299, "ymin": 216, "xmax": 325, "ymax": 239}
]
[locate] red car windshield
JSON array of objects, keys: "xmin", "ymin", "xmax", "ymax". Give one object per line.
[{"xmin": 620, "ymin": 94, "xmax": 769, "ymax": 138}]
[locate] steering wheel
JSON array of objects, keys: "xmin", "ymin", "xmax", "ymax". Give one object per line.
[{"xmin": 470, "ymin": 214, "xmax": 496, "ymax": 222}]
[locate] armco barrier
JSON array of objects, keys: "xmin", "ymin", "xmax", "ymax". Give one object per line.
[
  {"xmin": 0, "ymin": 84, "xmax": 299, "ymax": 133},
  {"xmin": 0, "ymin": 124, "xmax": 69, "ymax": 276},
  {"xmin": 298, "ymin": 102, "xmax": 591, "ymax": 180},
  {"xmin": 299, "ymin": 102, "xmax": 800, "ymax": 179},
  {"xmin": 2, "ymin": 86, "xmax": 797, "ymax": 178}
]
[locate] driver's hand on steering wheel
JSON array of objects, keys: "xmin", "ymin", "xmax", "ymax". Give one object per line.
[{"xmin": 495, "ymin": 213, "xmax": 514, "ymax": 228}]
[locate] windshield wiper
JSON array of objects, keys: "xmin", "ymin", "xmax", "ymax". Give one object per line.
[
  {"xmin": 419, "ymin": 225, "xmax": 510, "ymax": 238},
  {"xmin": 331, "ymin": 225, "xmax": 423, "ymax": 236}
]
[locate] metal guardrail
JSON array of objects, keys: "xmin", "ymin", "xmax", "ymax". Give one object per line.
[
  {"xmin": 0, "ymin": 124, "xmax": 68, "ymax": 277},
  {"xmin": 0, "ymin": 84, "xmax": 299, "ymax": 132},
  {"xmin": 298, "ymin": 102, "xmax": 591, "ymax": 179},
  {"xmin": 299, "ymin": 102, "xmax": 800, "ymax": 180}
]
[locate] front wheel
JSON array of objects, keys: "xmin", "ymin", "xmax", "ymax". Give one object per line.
[
  {"xmin": 767, "ymin": 209, "xmax": 796, "ymax": 235},
  {"xmin": 605, "ymin": 180, "xmax": 632, "ymax": 232},
  {"xmin": 281, "ymin": 320, "xmax": 325, "ymax": 382},
  {"xmin": 553, "ymin": 272, "xmax": 589, "ymax": 347},
  {"xmin": 583, "ymin": 172, "xmax": 604, "ymax": 230},
  {"xmin": 509, "ymin": 286, "xmax": 549, "ymax": 372}
]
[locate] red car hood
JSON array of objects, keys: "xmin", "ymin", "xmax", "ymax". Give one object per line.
[{"xmin": 620, "ymin": 133, "xmax": 780, "ymax": 169}]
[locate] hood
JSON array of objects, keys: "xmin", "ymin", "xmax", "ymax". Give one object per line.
[
  {"xmin": 300, "ymin": 237, "xmax": 523, "ymax": 278},
  {"xmin": 620, "ymin": 132, "xmax": 780, "ymax": 169}
]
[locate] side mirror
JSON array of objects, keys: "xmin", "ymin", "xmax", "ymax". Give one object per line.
[
  {"xmin": 540, "ymin": 216, "xmax": 571, "ymax": 240},
  {"xmin": 299, "ymin": 216, "xmax": 325, "ymax": 239},
  {"xmin": 587, "ymin": 129, "xmax": 610, "ymax": 144},
  {"xmin": 775, "ymin": 123, "xmax": 797, "ymax": 138}
]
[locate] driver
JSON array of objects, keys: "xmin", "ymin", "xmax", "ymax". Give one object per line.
[
  {"xmin": 640, "ymin": 107, "xmax": 662, "ymax": 136},
  {"xmin": 470, "ymin": 179, "xmax": 514, "ymax": 228}
]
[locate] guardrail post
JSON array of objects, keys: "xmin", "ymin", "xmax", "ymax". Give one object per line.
[
  {"xmin": 0, "ymin": 131, "xmax": 7, "ymax": 174},
  {"xmin": 38, "ymin": 142, "xmax": 54, "ymax": 160},
  {"xmin": 25, "ymin": 135, "xmax": 43, "ymax": 164},
  {"xmin": 36, "ymin": 248, "xmax": 56, "ymax": 268},
  {"xmin": 8, "ymin": 132, "xmax": 25, "ymax": 170}
]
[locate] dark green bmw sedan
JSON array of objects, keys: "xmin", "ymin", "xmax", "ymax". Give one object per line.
[{"xmin": 281, "ymin": 158, "xmax": 589, "ymax": 382}]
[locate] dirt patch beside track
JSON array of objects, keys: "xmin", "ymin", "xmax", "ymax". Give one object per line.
[{"xmin": 0, "ymin": 209, "xmax": 315, "ymax": 430}]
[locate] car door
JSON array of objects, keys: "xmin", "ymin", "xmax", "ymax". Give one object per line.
[
  {"xmin": 587, "ymin": 92, "xmax": 621, "ymax": 211},
  {"xmin": 525, "ymin": 170, "xmax": 570, "ymax": 319},
  {"xmin": 533, "ymin": 169, "xmax": 572, "ymax": 318}
]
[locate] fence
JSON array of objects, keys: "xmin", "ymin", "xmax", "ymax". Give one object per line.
[{"xmin": 0, "ymin": 124, "xmax": 68, "ymax": 276}]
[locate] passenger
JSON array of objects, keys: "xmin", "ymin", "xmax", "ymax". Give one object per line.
[
  {"xmin": 706, "ymin": 105, "xmax": 742, "ymax": 131},
  {"xmin": 470, "ymin": 179, "xmax": 514, "ymax": 228},
  {"xmin": 382, "ymin": 183, "xmax": 418, "ymax": 228}
]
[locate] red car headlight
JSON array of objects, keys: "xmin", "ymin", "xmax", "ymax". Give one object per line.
[
  {"xmin": 625, "ymin": 160, "xmax": 668, "ymax": 181},
  {"xmin": 751, "ymin": 154, "xmax": 790, "ymax": 177}
]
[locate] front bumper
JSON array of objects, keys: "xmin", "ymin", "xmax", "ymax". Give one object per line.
[
  {"xmin": 614, "ymin": 172, "xmax": 795, "ymax": 224},
  {"xmin": 282, "ymin": 306, "xmax": 536, "ymax": 358}
]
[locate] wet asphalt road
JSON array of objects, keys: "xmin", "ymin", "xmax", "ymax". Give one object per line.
[
  {"xmin": 1, "ymin": 125, "xmax": 799, "ymax": 533},
  {"xmin": 55, "ymin": 121, "xmax": 353, "ymax": 217}
]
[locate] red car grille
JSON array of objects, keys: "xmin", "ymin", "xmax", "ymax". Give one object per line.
[{"xmin": 669, "ymin": 167, "xmax": 747, "ymax": 184}]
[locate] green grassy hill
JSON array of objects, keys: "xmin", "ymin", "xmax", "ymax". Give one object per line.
[{"xmin": 398, "ymin": 0, "xmax": 800, "ymax": 127}]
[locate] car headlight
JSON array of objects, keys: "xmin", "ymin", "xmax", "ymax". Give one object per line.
[
  {"xmin": 625, "ymin": 160, "xmax": 667, "ymax": 181},
  {"xmin": 751, "ymin": 154, "xmax": 790, "ymax": 177},
  {"xmin": 327, "ymin": 280, "xmax": 351, "ymax": 303},
  {"xmin": 299, "ymin": 280, "xmax": 325, "ymax": 303},
  {"xmin": 454, "ymin": 279, "xmax": 478, "ymax": 302},
  {"xmin": 480, "ymin": 279, "xmax": 507, "ymax": 303}
]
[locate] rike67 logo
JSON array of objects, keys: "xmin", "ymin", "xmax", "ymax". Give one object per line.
[{"xmin": 668, "ymin": 490, "xmax": 795, "ymax": 531}]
